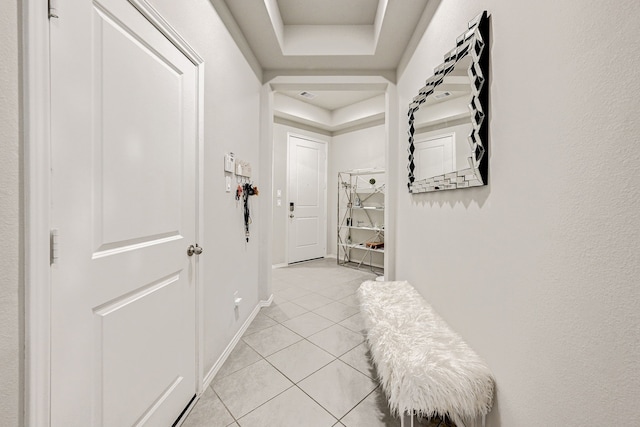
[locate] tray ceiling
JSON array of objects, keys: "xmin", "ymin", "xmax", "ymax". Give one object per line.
[{"xmin": 211, "ymin": 0, "xmax": 431, "ymax": 78}]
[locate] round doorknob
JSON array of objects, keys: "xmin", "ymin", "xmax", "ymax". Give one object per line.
[
  {"xmin": 289, "ymin": 214, "xmax": 294, "ymax": 218},
  {"xmin": 187, "ymin": 244, "xmax": 204, "ymax": 256}
]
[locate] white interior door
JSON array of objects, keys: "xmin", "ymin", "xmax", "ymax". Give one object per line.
[
  {"xmin": 415, "ymin": 133, "xmax": 456, "ymax": 179},
  {"xmin": 288, "ymin": 135, "xmax": 327, "ymax": 264},
  {"xmin": 50, "ymin": 1, "xmax": 199, "ymax": 425}
]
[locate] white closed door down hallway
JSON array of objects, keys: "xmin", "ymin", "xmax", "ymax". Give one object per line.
[
  {"xmin": 49, "ymin": 0, "xmax": 200, "ymax": 425},
  {"xmin": 287, "ymin": 135, "xmax": 328, "ymax": 264}
]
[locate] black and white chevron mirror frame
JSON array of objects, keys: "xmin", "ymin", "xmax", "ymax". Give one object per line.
[{"xmin": 407, "ymin": 11, "xmax": 490, "ymax": 193}]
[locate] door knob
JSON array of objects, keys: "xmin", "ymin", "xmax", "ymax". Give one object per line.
[
  {"xmin": 187, "ymin": 244, "xmax": 203, "ymax": 256},
  {"xmin": 289, "ymin": 214, "xmax": 294, "ymax": 218}
]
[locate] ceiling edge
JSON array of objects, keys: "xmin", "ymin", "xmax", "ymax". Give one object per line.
[
  {"xmin": 263, "ymin": 69, "xmax": 396, "ymax": 84},
  {"xmin": 332, "ymin": 117, "xmax": 386, "ymax": 136},
  {"xmin": 396, "ymin": 0, "xmax": 441, "ymax": 81},
  {"xmin": 273, "ymin": 117, "xmax": 333, "ymax": 136},
  {"xmin": 208, "ymin": 0, "xmax": 263, "ymax": 81},
  {"xmin": 274, "ymin": 116, "xmax": 385, "ymax": 137},
  {"xmin": 373, "ymin": 0, "xmax": 389, "ymax": 46}
]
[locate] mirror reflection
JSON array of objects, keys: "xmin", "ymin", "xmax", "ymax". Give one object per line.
[
  {"xmin": 407, "ymin": 11, "xmax": 489, "ymax": 193},
  {"xmin": 412, "ymin": 55, "xmax": 473, "ymax": 181}
]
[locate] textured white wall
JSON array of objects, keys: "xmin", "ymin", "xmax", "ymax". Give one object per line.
[
  {"xmin": 146, "ymin": 0, "xmax": 263, "ymax": 374},
  {"xmin": 395, "ymin": 0, "xmax": 640, "ymax": 425},
  {"xmin": 0, "ymin": 0, "xmax": 22, "ymax": 424},
  {"xmin": 329, "ymin": 125, "xmax": 386, "ymax": 257}
]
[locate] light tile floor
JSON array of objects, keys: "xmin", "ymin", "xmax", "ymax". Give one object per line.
[{"xmin": 182, "ymin": 258, "xmax": 444, "ymax": 427}]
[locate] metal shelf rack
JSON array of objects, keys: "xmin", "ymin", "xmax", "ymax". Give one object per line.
[{"xmin": 337, "ymin": 169, "xmax": 385, "ymax": 274}]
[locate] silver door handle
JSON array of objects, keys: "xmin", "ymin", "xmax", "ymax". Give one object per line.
[{"xmin": 187, "ymin": 244, "xmax": 203, "ymax": 256}]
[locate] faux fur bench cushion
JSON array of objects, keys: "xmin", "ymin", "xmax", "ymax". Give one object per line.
[{"xmin": 358, "ymin": 280, "xmax": 494, "ymax": 425}]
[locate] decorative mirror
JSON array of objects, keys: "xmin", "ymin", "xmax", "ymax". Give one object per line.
[{"xmin": 407, "ymin": 11, "xmax": 489, "ymax": 193}]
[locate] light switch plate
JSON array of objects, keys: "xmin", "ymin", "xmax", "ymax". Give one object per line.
[
  {"xmin": 224, "ymin": 153, "xmax": 235, "ymax": 173},
  {"xmin": 225, "ymin": 175, "xmax": 231, "ymax": 192}
]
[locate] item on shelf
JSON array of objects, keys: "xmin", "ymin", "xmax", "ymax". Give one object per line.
[
  {"xmin": 366, "ymin": 241, "xmax": 384, "ymax": 249},
  {"xmin": 337, "ymin": 169, "xmax": 385, "ymax": 274}
]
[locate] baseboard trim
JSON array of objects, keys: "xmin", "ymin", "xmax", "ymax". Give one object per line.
[
  {"xmin": 272, "ymin": 263, "xmax": 288, "ymax": 269},
  {"xmin": 260, "ymin": 294, "xmax": 274, "ymax": 307},
  {"xmin": 202, "ymin": 294, "xmax": 274, "ymax": 388}
]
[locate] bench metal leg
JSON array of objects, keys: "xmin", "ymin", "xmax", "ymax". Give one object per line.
[
  {"xmin": 452, "ymin": 414, "xmax": 466, "ymax": 427},
  {"xmin": 400, "ymin": 411, "xmax": 415, "ymax": 427},
  {"xmin": 465, "ymin": 414, "xmax": 487, "ymax": 427}
]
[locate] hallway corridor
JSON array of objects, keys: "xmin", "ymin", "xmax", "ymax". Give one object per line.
[{"xmin": 182, "ymin": 259, "xmax": 438, "ymax": 426}]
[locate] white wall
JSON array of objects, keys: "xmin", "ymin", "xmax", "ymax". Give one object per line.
[
  {"xmin": 271, "ymin": 122, "xmax": 330, "ymax": 265},
  {"xmin": 395, "ymin": 0, "xmax": 640, "ymax": 425},
  {"xmin": 141, "ymin": 0, "xmax": 264, "ymax": 377},
  {"xmin": 329, "ymin": 124, "xmax": 386, "ymax": 258},
  {"xmin": 0, "ymin": 0, "xmax": 22, "ymax": 424}
]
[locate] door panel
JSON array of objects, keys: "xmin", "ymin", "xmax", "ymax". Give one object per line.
[
  {"xmin": 415, "ymin": 134, "xmax": 455, "ymax": 179},
  {"xmin": 288, "ymin": 136, "xmax": 327, "ymax": 263},
  {"xmin": 97, "ymin": 273, "xmax": 186, "ymax": 426},
  {"xmin": 50, "ymin": 1, "xmax": 198, "ymax": 425},
  {"xmin": 95, "ymin": 5, "xmax": 183, "ymax": 250},
  {"xmin": 295, "ymin": 217, "xmax": 320, "ymax": 247},
  {"xmin": 296, "ymin": 146, "xmax": 320, "ymax": 207}
]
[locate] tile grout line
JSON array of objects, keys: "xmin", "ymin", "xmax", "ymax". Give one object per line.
[
  {"xmin": 204, "ymin": 260, "xmax": 376, "ymax": 426},
  {"xmin": 336, "ymin": 384, "xmax": 383, "ymax": 424},
  {"xmin": 231, "ymin": 384, "xmax": 298, "ymax": 425},
  {"xmin": 291, "ymin": 382, "xmax": 341, "ymax": 424},
  {"xmin": 211, "ymin": 387, "xmax": 240, "ymax": 426},
  {"xmin": 237, "ymin": 312, "xmax": 371, "ymax": 422}
]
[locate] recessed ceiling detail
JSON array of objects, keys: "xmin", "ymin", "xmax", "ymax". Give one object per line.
[
  {"xmin": 290, "ymin": 90, "xmax": 383, "ymax": 110},
  {"xmin": 265, "ymin": 0, "xmax": 388, "ymax": 56},
  {"xmin": 214, "ymin": 0, "xmax": 430, "ymax": 76},
  {"xmin": 277, "ymin": 0, "xmax": 379, "ymax": 25}
]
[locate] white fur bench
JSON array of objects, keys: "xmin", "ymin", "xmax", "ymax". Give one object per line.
[{"xmin": 357, "ymin": 280, "xmax": 495, "ymax": 427}]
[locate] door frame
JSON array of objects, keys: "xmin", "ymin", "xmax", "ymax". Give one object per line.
[
  {"xmin": 285, "ymin": 132, "xmax": 328, "ymax": 265},
  {"xmin": 23, "ymin": 1, "xmax": 206, "ymax": 424}
]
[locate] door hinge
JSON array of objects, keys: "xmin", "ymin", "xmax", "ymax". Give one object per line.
[
  {"xmin": 50, "ymin": 229, "xmax": 59, "ymax": 265},
  {"xmin": 48, "ymin": 0, "xmax": 59, "ymax": 19}
]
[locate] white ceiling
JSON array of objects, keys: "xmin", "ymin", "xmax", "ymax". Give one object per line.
[
  {"xmin": 277, "ymin": 0, "xmax": 379, "ymax": 25},
  {"xmin": 211, "ymin": 0, "xmax": 431, "ymax": 80},
  {"xmin": 209, "ymin": 0, "xmax": 433, "ymax": 123},
  {"xmin": 279, "ymin": 90, "xmax": 383, "ymax": 111}
]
